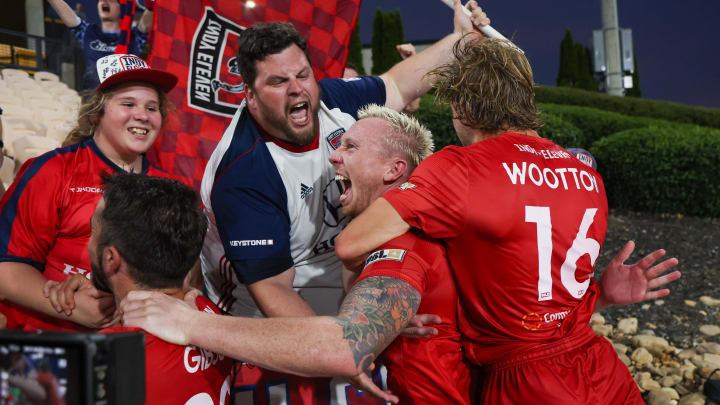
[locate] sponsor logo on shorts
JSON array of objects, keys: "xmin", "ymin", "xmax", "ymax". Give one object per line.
[
  {"xmin": 398, "ymin": 182, "xmax": 416, "ymax": 191},
  {"xmin": 521, "ymin": 310, "xmax": 570, "ymax": 331},
  {"xmin": 364, "ymin": 249, "xmax": 406, "ymax": 268},
  {"xmin": 229, "ymin": 239, "xmax": 274, "ymax": 247}
]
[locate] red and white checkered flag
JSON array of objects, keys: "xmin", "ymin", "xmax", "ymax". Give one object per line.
[{"xmin": 147, "ymin": 0, "xmax": 362, "ymax": 188}]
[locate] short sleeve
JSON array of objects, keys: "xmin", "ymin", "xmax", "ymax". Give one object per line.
[
  {"xmin": 211, "ymin": 156, "xmax": 293, "ymax": 285},
  {"xmin": 69, "ymin": 20, "xmax": 89, "ymax": 45},
  {"xmin": 319, "ymin": 76, "xmax": 386, "ymax": 120},
  {"xmin": 383, "ymin": 147, "xmax": 469, "ymax": 239},
  {"xmin": 353, "ymin": 237, "xmax": 429, "ymax": 296},
  {"xmin": 0, "ymin": 156, "xmax": 63, "ymax": 270}
]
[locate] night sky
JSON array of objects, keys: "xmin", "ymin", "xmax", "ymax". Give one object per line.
[{"xmin": 358, "ymin": 0, "xmax": 720, "ymax": 109}]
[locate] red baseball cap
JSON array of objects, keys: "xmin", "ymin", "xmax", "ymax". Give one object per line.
[{"xmin": 95, "ymin": 54, "xmax": 177, "ymax": 92}]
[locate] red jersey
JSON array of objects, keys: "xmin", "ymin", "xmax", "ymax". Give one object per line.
[
  {"xmin": 101, "ymin": 296, "xmax": 233, "ymax": 405},
  {"xmin": 354, "ymin": 232, "xmax": 474, "ymax": 405},
  {"xmin": 384, "ymin": 133, "xmax": 608, "ymax": 365},
  {"xmin": 0, "ymin": 139, "xmax": 182, "ymax": 331}
]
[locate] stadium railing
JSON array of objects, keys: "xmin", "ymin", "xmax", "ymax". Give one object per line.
[{"xmin": 0, "ymin": 27, "xmax": 83, "ymax": 90}]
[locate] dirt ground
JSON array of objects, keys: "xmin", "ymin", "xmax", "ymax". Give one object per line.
[{"xmin": 595, "ymin": 209, "xmax": 720, "ymax": 348}]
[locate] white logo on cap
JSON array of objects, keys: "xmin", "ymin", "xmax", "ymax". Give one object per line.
[{"xmin": 96, "ymin": 54, "xmax": 149, "ymax": 84}]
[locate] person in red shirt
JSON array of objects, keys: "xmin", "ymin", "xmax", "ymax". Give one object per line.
[
  {"xmin": 48, "ymin": 173, "xmax": 232, "ymax": 404},
  {"xmin": 329, "ymin": 104, "xmax": 474, "ymax": 404},
  {"xmin": 334, "ymin": 38, "xmax": 682, "ymax": 403},
  {"xmin": 0, "ymin": 53, "xmax": 181, "ymax": 332},
  {"xmin": 117, "ymin": 98, "xmax": 677, "ymax": 405}
]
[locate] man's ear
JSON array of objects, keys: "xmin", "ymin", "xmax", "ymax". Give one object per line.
[
  {"xmin": 383, "ymin": 158, "xmax": 409, "ymax": 184},
  {"xmin": 244, "ymin": 86, "xmax": 256, "ymax": 110},
  {"xmin": 103, "ymin": 246, "xmax": 124, "ymax": 276}
]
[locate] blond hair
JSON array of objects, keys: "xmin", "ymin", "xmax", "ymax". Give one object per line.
[
  {"xmin": 430, "ymin": 36, "xmax": 543, "ymax": 132},
  {"xmin": 357, "ymin": 104, "xmax": 434, "ymax": 170},
  {"xmin": 63, "ymin": 83, "xmax": 171, "ymax": 147}
]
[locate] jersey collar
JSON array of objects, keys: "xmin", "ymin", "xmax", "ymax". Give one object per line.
[
  {"xmin": 249, "ymin": 111, "xmax": 319, "ymax": 153},
  {"xmin": 87, "ymin": 138, "xmax": 150, "ymax": 174}
]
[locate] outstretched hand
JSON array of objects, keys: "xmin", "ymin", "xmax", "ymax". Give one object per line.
[{"xmin": 597, "ymin": 241, "xmax": 681, "ymax": 309}]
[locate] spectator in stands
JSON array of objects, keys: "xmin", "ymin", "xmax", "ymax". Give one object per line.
[
  {"xmin": 0, "ymin": 53, "xmax": 180, "ymax": 332},
  {"xmin": 74, "ymin": 3, "xmax": 87, "ymax": 20},
  {"xmin": 46, "ymin": 173, "xmax": 232, "ymax": 404},
  {"xmin": 48, "ymin": 0, "xmax": 155, "ymax": 90},
  {"xmin": 343, "ymin": 63, "xmax": 360, "ymax": 79},
  {"xmin": 396, "ymin": 44, "xmax": 421, "ymax": 114}
]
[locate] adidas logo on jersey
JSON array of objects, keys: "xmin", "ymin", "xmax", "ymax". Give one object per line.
[{"xmin": 300, "ymin": 183, "xmax": 314, "ymax": 199}]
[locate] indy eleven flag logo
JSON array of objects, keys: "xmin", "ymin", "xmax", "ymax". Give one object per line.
[{"xmin": 147, "ymin": 0, "xmax": 361, "ymax": 188}]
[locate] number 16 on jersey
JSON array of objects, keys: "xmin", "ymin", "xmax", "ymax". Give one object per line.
[{"xmin": 525, "ymin": 206, "xmax": 601, "ymax": 302}]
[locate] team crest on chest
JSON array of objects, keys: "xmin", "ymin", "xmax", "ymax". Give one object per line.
[{"xmin": 326, "ymin": 128, "xmax": 345, "ymax": 150}]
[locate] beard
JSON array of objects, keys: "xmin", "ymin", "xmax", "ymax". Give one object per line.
[
  {"xmin": 91, "ymin": 253, "xmax": 113, "ymax": 294},
  {"xmin": 255, "ymin": 95, "xmax": 320, "ymax": 147}
]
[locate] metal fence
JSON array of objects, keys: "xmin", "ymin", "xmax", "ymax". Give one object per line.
[{"xmin": 0, "ymin": 28, "xmax": 83, "ymax": 90}]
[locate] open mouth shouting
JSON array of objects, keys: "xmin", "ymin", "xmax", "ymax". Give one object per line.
[
  {"xmin": 101, "ymin": 3, "xmax": 111, "ymax": 12},
  {"xmin": 289, "ymin": 102, "xmax": 310, "ymax": 126},
  {"xmin": 335, "ymin": 174, "xmax": 352, "ymax": 204}
]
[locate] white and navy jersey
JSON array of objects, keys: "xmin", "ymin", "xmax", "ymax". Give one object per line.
[{"xmin": 200, "ymin": 76, "xmax": 386, "ymax": 317}]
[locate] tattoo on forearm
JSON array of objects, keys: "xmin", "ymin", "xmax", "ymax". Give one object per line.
[{"xmin": 335, "ymin": 276, "xmax": 420, "ymax": 373}]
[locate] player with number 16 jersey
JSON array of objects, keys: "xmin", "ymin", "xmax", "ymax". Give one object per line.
[{"xmin": 383, "ymin": 133, "xmax": 641, "ymax": 403}]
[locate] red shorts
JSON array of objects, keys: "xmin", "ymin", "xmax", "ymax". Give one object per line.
[{"xmin": 478, "ymin": 328, "xmax": 643, "ymax": 404}]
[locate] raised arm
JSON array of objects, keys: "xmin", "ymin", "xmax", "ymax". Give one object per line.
[
  {"xmin": 121, "ymin": 275, "xmax": 420, "ymax": 377},
  {"xmin": 137, "ymin": 9, "xmax": 153, "ymax": 33},
  {"xmin": 379, "ymin": 0, "xmax": 489, "ymax": 111},
  {"xmin": 47, "ymin": 0, "xmax": 82, "ymax": 27}
]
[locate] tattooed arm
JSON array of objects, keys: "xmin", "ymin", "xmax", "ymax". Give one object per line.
[
  {"xmin": 336, "ymin": 276, "xmax": 421, "ymax": 372},
  {"xmin": 121, "ymin": 276, "xmax": 420, "ymax": 377}
]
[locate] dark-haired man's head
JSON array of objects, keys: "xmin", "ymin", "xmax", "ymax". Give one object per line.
[
  {"xmin": 237, "ymin": 22, "xmax": 321, "ymax": 147},
  {"xmin": 88, "ymin": 173, "xmax": 206, "ymax": 299},
  {"xmin": 343, "ymin": 63, "xmax": 360, "ymax": 79}
]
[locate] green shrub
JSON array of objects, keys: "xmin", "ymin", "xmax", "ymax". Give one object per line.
[
  {"xmin": 537, "ymin": 112, "xmax": 584, "ymax": 147},
  {"xmin": 590, "ymin": 126, "xmax": 720, "ymax": 217},
  {"xmin": 535, "ymin": 86, "xmax": 720, "ymax": 129},
  {"xmin": 415, "ymin": 94, "xmax": 460, "ymax": 150},
  {"xmin": 538, "ymin": 103, "xmax": 673, "ymax": 148}
]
